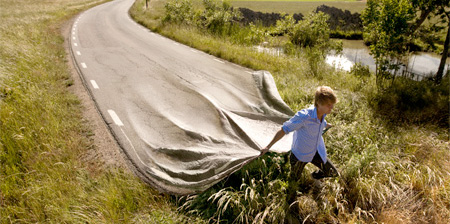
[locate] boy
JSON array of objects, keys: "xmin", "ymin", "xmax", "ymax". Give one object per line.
[{"xmin": 261, "ymin": 86, "xmax": 339, "ymax": 202}]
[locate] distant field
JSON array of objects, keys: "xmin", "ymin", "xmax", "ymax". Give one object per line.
[
  {"xmin": 230, "ymin": 0, "xmax": 367, "ymax": 14},
  {"xmin": 231, "ymin": 0, "xmax": 359, "ymax": 1}
]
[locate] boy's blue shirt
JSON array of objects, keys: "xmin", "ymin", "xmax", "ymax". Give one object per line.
[{"xmin": 282, "ymin": 106, "xmax": 328, "ymax": 163}]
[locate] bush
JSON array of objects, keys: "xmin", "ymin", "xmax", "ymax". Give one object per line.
[
  {"xmin": 289, "ymin": 12, "xmax": 330, "ymax": 48},
  {"xmin": 371, "ymin": 77, "xmax": 449, "ymax": 126},
  {"xmin": 350, "ymin": 62, "xmax": 371, "ymax": 78},
  {"xmin": 200, "ymin": 0, "xmax": 242, "ymax": 35},
  {"xmin": 179, "ymin": 153, "xmax": 292, "ymax": 223},
  {"xmin": 163, "ymin": 0, "xmax": 195, "ymax": 25}
]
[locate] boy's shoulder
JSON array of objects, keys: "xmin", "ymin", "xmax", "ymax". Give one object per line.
[{"xmin": 295, "ymin": 107, "xmax": 315, "ymax": 117}]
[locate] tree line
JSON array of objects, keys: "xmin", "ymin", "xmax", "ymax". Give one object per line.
[{"xmin": 237, "ymin": 5, "xmax": 362, "ymax": 35}]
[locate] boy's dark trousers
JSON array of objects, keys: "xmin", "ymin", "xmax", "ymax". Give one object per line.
[{"xmin": 287, "ymin": 151, "xmax": 338, "ymax": 204}]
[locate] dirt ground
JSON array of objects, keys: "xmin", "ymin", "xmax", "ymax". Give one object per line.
[{"xmin": 62, "ymin": 14, "xmax": 131, "ymax": 172}]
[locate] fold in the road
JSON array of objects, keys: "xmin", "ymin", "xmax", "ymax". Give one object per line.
[{"xmin": 70, "ymin": 0, "xmax": 294, "ymax": 194}]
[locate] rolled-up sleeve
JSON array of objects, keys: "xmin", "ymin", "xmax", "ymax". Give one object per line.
[{"xmin": 282, "ymin": 110, "xmax": 307, "ymax": 134}]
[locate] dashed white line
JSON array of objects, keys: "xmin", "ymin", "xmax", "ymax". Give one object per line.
[
  {"xmin": 90, "ymin": 80, "xmax": 99, "ymax": 89},
  {"xmin": 214, "ymin": 59, "xmax": 225, "ymax": 64},
  {"xmin": 108, "ymin": 110, "xmax": 124, "ymax": 126},
  {"xmin": 173, "ymin": 43, "xmax": 180, "ymax": 46},
  {"xmin": 74, "ymin": 43, "xmax": 78, "ymax": 47},
  {"xmin": 81, "ymin": 63, "xmax": 87, "ymax": 68},
  {"xmin": 76, "ymin": 51, "xmax": 81, "ymax": 55},
  {"xmin": 245, "ymin": 71, "xmax": 252, "ymax": 74},
  {"xmin": 119, "ymin": 127, "xmax": 146, "ymax": 166},
  {"xmin": 73, "ymin": 36, "xmax": 76, "ymax": 40}
]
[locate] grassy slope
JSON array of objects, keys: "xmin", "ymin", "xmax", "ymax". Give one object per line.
[
  {"xmin": 131, "ymin": 0, "xmax": 449, "ymax": 223},
  {"xmin": 0, "ymin": 0, "xmax": 201, "ymax": 223}
]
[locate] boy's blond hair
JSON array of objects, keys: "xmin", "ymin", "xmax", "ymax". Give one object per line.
[{"xmin": 314, "ymin": 86, "xmax": 337, "ymax": 107}]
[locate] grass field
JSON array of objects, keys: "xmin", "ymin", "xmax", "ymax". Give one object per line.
[
  {"xmin": 230, "ymin": 0, "xmax": 367, "ymax": 14},
  {"xmin": 0, "ymin": 0, "xmax": 201, "ymax": 223},
  {"xmin": 2, "ymin": 0, "xmax": 448, "ymax": 223}
]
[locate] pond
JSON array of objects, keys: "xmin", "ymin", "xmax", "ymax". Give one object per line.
[
  {"xmin": 327, "ymin": 40, "xmax": 449, "ymax": 80},
  {"xmin": 255, "ymin": 40, "xmax": 449, "ymax": 80}
]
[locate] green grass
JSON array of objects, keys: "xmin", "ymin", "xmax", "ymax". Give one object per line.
[
  {"xmin": 131, "ymin": 0, "xmax": 449, "ymax": 223},
  {"xmin": 2, "ymin": 0, "xmax": 448, "ymax": 222},
  {"xmin": 0, "ymin": 0, "xmax": 202, "ymax": 223}
]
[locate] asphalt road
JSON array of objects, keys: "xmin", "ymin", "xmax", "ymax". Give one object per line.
[{"xmin": 70, "ymin": 0, "xmax": 293, "ymax": 194}]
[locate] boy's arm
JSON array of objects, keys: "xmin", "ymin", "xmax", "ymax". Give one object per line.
[
  {"xmin": 261, "ymin": 128, "xmax": 285, "ymax": 155},
  {"xmin": 323, "ymin": 123, "xmax": 333, "ymax": 134}
]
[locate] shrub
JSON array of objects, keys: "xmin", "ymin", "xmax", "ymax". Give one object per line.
[
  {"xmin": 200, "ymin": 0, "xmax": 242, "ymax": 36},
  {"xmin": 163, "ymin": 0, "xmax": 195, "ymax": 25},
  {"xmin": 350, "ymin": 62, "xmax": 371, "ymax": 78},
  {"xmin": 371, "ymin": 76, "xmax": 449, "ymax": 126},
  {"xmin": 289, "ymin": 12, "xmax": 331, "ymax": 49},
  {"xmin": 179, "ymin": 153, "xmax": 292, "ymax": 223},
  {"xmin": 244, "ymin": 23, "xmax": 267, "ymax": 45}
]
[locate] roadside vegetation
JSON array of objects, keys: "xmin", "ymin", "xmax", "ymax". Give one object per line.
[
  {"xmin": 0, "ymin": 0, "xmax": 201, "ymax": 223},
  {"xmin": 1, "ymin": 0, "xmax": 448, "ymax": 223},
  {"xmin": 131, "ymin": 0, "xmax": 449, "ymax": 223}
]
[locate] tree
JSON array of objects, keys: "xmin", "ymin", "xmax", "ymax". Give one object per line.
[
  {"xmin": 363, "ymin": 0, "xmax": 450, "ymax": 85},
  {"xmin": 362, "ymin": 0, "xmax": 415, "ymax": 88},
  {"xmin": 409, "ymin": 0, "xmax": 449, "ymax": 83},
  {"xmin": 434, "ymin": 3, "xmax": 450, "ymax": 83}
]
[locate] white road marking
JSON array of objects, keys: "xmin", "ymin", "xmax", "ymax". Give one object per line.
[
  {"xmin": 72, "ymin": 32, "xmax": 75, "ymax": 35},
  {"xmin": 173, "ymin": 43, "xmax": 180, "ymax": 46},
  {"xmin": 76, "ymin": 51, "xmax": 81, "ymax": 55},
  {"xmin": 73, "ymin": 36, "xmax": 76, "ymax": 40},
  {"xmin": 81, "ymin": 62, "xmax": 87, "ymax": 68},
  {"xmin": 190, "ymin": 49, "xmax": 199, "ymax": 53},
  {"xmin": 74, "ymin": 43, "xmax": 78, "ymax": 47},
  {"xmin": 214, "ymin": 59, "xmax": 225, "ymax": 64},
  {"xmin": 108, "ymin": 110, "xmax": 124, "ymax": 126},
  {"xmin": 119, "ymin": 127, "xmax": 147, "ymax": 166},
  {"xmin": 90, "ymin": 80, "xmax": 99, "ymax": 89},
  {"xmin": 245, "ymin": 71, "xmax": 252, "ymax": 74}
]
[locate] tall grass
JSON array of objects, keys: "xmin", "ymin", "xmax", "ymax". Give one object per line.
[
  {"xmin": 0, "ymin": 0, "xmax": 202, "ymax": 223},
  {"xmin": 131, "ymin": 0, "xmax": 449, "ymax": 223}
]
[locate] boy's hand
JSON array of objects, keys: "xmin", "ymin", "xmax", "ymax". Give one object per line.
[
  {"xmin": 323, "ymin": 124, "xmax": 333, "ymax": 135},
  {"xmin": 260, "ymin": 147, "xmax": 270, "ymax": 156}
]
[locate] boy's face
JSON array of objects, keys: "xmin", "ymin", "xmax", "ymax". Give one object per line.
[{"xmin": 317, "ymin": 101, "xmax": 335, "ymax": 115}]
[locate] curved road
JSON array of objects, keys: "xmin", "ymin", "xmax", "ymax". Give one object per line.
[{"xmin": 70, "ymin": 0, "xmax": 293, "ymax": 194}]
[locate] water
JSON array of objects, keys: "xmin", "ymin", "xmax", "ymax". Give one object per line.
[
  {"xmin": 254, "ymin": 44, "xmax": 284, "ymax": 56},
  {"xmin": 255, "ymin": 40, "xmax": 449, "ymax": 80},
  {"xmin": 327, "ymin": 40, "xmax": 449, "ymax": 80}
]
